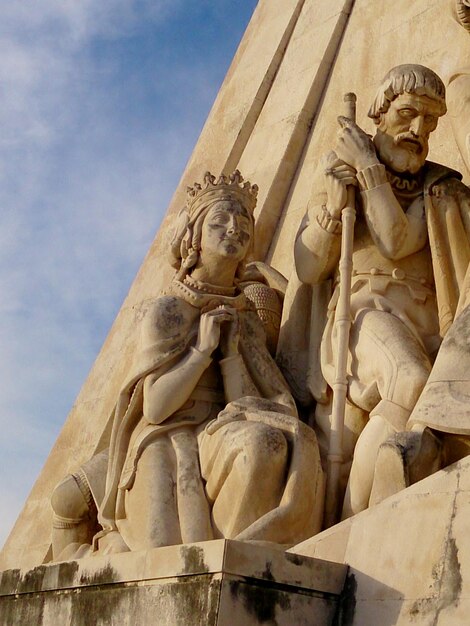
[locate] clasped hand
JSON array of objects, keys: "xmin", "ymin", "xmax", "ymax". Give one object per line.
[
  {"xmin": 323, "ymin": 117, "xmax": 378, "ymax": 219},
  {"xmin": 196, "ymin": 305, "xmax": 240, "ymax": 358}
]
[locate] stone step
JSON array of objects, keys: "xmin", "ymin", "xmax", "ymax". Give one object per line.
[{"xmin": 0, "ymin": 539, "xmax": 347, "ymax": 626}]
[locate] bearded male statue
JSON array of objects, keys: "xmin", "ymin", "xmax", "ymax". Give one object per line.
[
  {"xmin": 293, "ymin": 64, "xmax": 470, "ymax": 522},
  {"xmin": 50, "ymin": 171, "xmax": 323, "ymax": 561}
]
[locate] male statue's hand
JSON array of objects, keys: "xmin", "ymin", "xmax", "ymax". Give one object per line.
[
  {"xmin": 196, "ymin": 307, "xmax": 234, "ymax": 356},
  {"xmin": 335, "ymin": 116, "xmax": 378, "ymax": 171},
  {"xmin": 323, "ymin": 151, "xmax": 358, "ymax": 220}
]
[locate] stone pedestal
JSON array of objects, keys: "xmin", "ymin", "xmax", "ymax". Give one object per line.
[
  {"xmin": 293, "ymin": 456, "xmax": 470, "ymax": 625},
  {"xmin": 0, "ymin": 539, "xmax": 347, "ymax": 625}
]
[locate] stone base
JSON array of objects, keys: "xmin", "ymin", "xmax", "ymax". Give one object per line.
[
  {"xmin": 0, "ymin": 539, "xmax": 347, "ymax": 625},
  {"xmin": 293, "ymin": 456, "xmax": 470, "ymax": 625}
]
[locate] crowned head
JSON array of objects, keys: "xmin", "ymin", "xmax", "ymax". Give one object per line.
[
  {"xmin": 170, "ymin": 170, "xmax": 258, "ymax": 278},
  {"xmin": 186, "ymin": 170, "xmax": 258, "ymax": 221}
]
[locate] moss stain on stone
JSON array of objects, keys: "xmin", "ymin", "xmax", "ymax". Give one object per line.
[
  {"xmin": 409, "ymin": 525, "xmax": 462, "ymax": 623},
  {"xmin": 78, "ymin": 562, "xmax": 118, "ymax": 586},
  {"xmin": 432, "ymin": 537, "xmax": 462, "ymax": 624},
  {"xmin": 179, "ymin": 545, "xmax": 209, "ymax": 574},
  {"xmin": 0, "ymin": 568, "xmax": 21, "ymax": 595},
  {"xmin": 333, "ymin": 571, "xmax": 356, "ymax": 626},
  {"xmin": 57, "ymin": 560, "xmax": 80, "ymax": 587},
  {"xmin": 229, "ymin": 577, "xmax": 291, "ymax": 624},
  {"xmin": 19, "ymin": 565, "xmax": 48, "ymax": 593},
  {"xmin": 261, "ymin": 561, "xmax": 275, "ymax": 582},
  {"xmin": 69, "ymin": 574, "xmax": 219, "ymax": 626},
  {"xmin": 284, "ymin": 552, "xmax": 304, "ymax": 567}
]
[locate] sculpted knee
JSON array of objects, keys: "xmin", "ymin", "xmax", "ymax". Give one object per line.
[
  {"xmin": 51, "ymin": 475, "xmax": 90, "ymax": 521},
  {"xmin": 401, "ymin": 360, "xmax": 431, "ymax": 407},
  {"xmin": 381, "ymin": 349, "xmax": 431, "ymax": 413},
  {"xmin": 242, "ymin": 423, "xmax": 288, "ymax": 472}
]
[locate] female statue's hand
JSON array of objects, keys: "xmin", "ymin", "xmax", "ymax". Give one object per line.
[
  {"xmin": 219, "ymin": 308, "xmax": 240, "ymax": 358},
  {"xmin": 196, "ymin": 307, "xmax": 234, "ymax": 356}
]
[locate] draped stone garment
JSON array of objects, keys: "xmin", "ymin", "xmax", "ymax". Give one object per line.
[
  {"xmin": 447, "ymin": 0, "xmax": 470, "ymax": 174},
  {"xmin": 93, "ymin": 279, "xmax": 323, "ymax": 551},
  {"xmin": 278, "ymin": 162, "xmax": 470, "ymax": 407}
]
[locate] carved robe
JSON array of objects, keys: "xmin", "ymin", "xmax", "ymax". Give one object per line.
[
  {"xmin": 90, "ymin": 278, "xmax": 323, "ymax": 551},
  {"xmin": 279, "ymin": 162, "xmax": 470, "ymax": 435},
  {"xmin": 448, "ymin": 0, "xmax": 470, "ymax": 174}
]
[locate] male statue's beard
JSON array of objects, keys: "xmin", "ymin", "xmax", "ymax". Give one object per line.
[{"xmin": 374, "ymin": 130, "xmax": 428, "ymax": 174}]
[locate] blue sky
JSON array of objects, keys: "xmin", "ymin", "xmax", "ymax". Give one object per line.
[{"xmin": 0, "ymin": 0, "xmax": 258, "ymax": 548}]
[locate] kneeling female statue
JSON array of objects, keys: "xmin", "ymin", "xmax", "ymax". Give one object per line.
[{"xmin": 51, "ymin": 171, "xmax": 323, "ymax": 560}]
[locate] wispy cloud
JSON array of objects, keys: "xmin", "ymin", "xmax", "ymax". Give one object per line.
[{"xmin": 0, "ymin": 0, "xmax": 257, "ymax": 548}]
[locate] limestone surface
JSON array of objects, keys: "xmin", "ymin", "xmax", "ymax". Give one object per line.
[
  {"xmin": 293, "ymin": 456, "xmax": 470, "ymax": 625},
  {"xmin": 0, "ymin": 540, "xmax": 347, "ymax": 626},
  {"xmin": 3, "ymin": 7, "xmax": 470, "ymax": 626}
]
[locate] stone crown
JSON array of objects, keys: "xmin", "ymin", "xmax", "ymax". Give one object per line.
[{"xmin": 186, "ymin": 170, "xmax": 258, "ymax": 218}]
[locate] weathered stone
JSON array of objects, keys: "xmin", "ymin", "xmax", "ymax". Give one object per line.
[
  {"xmin": 0, "ymin": 540, "xmax": 347, "ymax": 626},
  {"xmin": 4, "ymin": 1, "xmax": 470, "ymax": 624},
  {"xmin": 290, "ymin": 61, "xmax": 470, "ymax": 526},
  {"xmin": 293, "ymin": 456, "xmax": 470, "ymax": 625},
  {"xmin": 48, "ymin": 171, "xmax": 323, "ymax": 563}
]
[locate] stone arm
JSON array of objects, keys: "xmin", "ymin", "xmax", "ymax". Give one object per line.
[
  {"xmin": 358, "ymin": 163, "xmax": 428, "ymax": 259},
  {"xmin": 327, "ymin": 116, "xmax": 426, "ymax": 258},
  {"xmin": 143, "ymin": 347, "xmax": 213, "ymax": 424},
  {"xmin": 140, "ymin": 297, "xmax": 233, "ymax": 425},
  {"xmin": 295, "ymin": 164, "xmax": 427, "ymax": 285},
  {"xmin": 294, "ymin": 200, "xmax": 342, "ymax": 285}
]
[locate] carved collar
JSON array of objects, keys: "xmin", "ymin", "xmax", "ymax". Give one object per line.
[
  {"xmin": 183, "ymin": 274, "xmax": 237, "ymax": 297},
  {"xmin": 386, "ymin": 168, "xmax": 424, "ymax": 195},
  {"xmin": 171, "ymin": 277, "xmax": 248, "ymax": 310}
]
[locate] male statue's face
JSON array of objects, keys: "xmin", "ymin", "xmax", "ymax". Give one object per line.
[
  {"xmin": 374, "ymin": 92, "xmax": 442, "ymax": 174},
  {"xmin": 200, "ymin": 200, "xmax": 253, "ymax": 264}
]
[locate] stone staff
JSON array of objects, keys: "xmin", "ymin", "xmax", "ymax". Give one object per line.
[{"xmin": 324, "ymin": 92, "xmax": 357, "ymax": 529}]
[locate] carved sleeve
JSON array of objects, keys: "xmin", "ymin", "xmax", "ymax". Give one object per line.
[
  {"xmin": 240, "ymin": 311, "xmax": 298, "ymax": 417},
  {"xmin": 220, "ymin": 355, "xmax": 260, "ymax": 402},
  {"xmin": 139, "ymin": 298, "xmax": 213, "ymax": 424},
  {"xmin": 143, "ymin": 347, "xmax": 213, "ymax": 424},
  {"xmin": 294, "ymin": 203, "xmax": 342, "ymax": 284}
]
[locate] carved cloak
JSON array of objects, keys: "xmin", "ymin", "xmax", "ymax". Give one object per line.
[
  {"xmin": 95, "ymin": 279, "xmax": 323, "ymax": 549},
  {"xmin": 278, "ymin": 162, "xmax": 470, "ymax": 408}
]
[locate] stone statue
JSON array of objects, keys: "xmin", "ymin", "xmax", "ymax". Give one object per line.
[
  {"xmin": 362, "ymin": 4, "xmax": 470, "ymax": 504},
  {"xmin": 293, "ymin": 64, "xmax": 470, "ymax": 522},
  {"xmin": 50, "ymin": 171, "xmax": 323, "ymax": 561},
  {"xmin": 448, "ymin": 0, "xmax": 470, "ymax": 173}
]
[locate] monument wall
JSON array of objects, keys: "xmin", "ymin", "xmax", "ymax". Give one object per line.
[
  {"xmin": 2, "ymin": 0, "xmax": 470, "ymax": 576},
  {"xmin": 268, "ymin": 0, "xmax": 470, "ymax": 276}
]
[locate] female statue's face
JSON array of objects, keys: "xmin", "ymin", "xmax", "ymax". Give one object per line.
[{"xmin": 200, "ymin": 200, "xmax": 253, "ymax": 264}]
